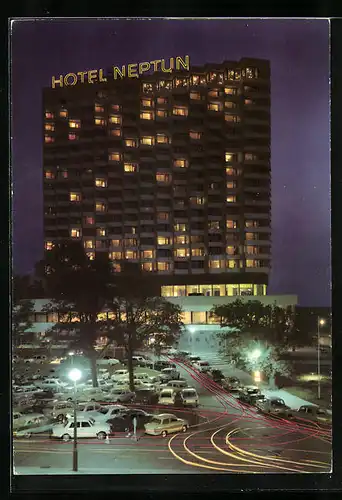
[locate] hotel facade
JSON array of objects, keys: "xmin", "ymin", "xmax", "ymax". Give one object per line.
[{"xmin": 41, "ymin": 57, "xmax": 297, "ymax": 334}]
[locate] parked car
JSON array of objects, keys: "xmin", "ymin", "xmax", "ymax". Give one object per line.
[
  {"xmin": 166, "ymin": 379, "xmax": 188, "ymax": 392},
  {"xmin": 51, "ymin": 416, "xmax": 111, "ymax": 441},
  {"xmin": 133, "ymin": 389, "xmax": 159, "ymax": 406},
  {"xmin": 222, "ymin": 377, "xmax": 241, "ymax": 391},
  {"xmin": 108, "ymin": 408, "xmax": 154, "ymax": 433},
  {"xmin": 13, "ymin": 410, "xmax": 46, "ymax": 431},
  {"xmin": 158, "ymin": 388, "xmax": 177, "ymax": 405},
  {"xmin": 103, "ymin": 389, "xmax": 135, "ymax": 404},
  {"xmin": 111, "ymin": 369, "xmax": 129, "ymax": 381},
  {"xmin": 64, "ymin": 402, "xmax": 104, "ymax": 420},
  {"xmin": 144, "ymin": 413, "xmax": 189, "ymax": 437},
  {"xmin": 188, "ymin": 355, "xmax": 201, "ymax": 363},
  {"xmin": 123, "ymin": 356, "xmax": 153, "ymax": 368},
  {"xmin": 193, "ymin": 361, "xmax": 210, "ymax": 373},
  {"xmin": 293, "ymin": 405, "xmax": 332, "ymax": 425},
  {"xmin": 210, "ymin": 369, "xmax": 225, "ymax": 383},
  {"xmin": 13, "ymin": 415, "xmax": 54, "ymax": 438},
  {"xmin": 256, "ymin": 397, "xmax": 292, "ymax": 417},
  {"xmin": 238, "ymin": 386, "xmax": 262, "ymax": 404},
  {"xmin": 92, "ymin": 404, "xmax": 128, "ymax": 422},
  {"xmin": 96, "ymin": 357, "xmax": 120, "ymax": 366},
  {"xmin": 159, "ymin": 368, "xmax": 180, "ymax": 382},
  {"xmin": 180, "ymin": 388, "xmax": 199, "ymax": 407},
  {"xmin": 154, "ymin": 361, "xmax": 177, "ymax": 371}
]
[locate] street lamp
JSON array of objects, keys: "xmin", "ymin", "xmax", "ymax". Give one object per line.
[
  {"xmin": 248, "ymin": 349, "xmax": 262, "ymax": 361},
  {"xmin": 317, "ymin": 318, "xmax": 325, "ymax": 399},
  {"xmin": 68, "ymin": 368, "xmax": 82, "ymax": 472}
]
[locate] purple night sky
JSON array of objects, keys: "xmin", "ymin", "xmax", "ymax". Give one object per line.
[{"xmin": 11, "ymin": 19, "xmax": 330, "ymax": 307}]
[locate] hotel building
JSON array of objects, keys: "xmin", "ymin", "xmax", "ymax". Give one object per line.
[{"xmin": 42, "ymin": 57, "xmax": 297, "ymax": 332}]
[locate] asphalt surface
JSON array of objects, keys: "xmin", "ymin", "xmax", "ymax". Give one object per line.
[{"xmin": 13, "ymin": 358, "xmax": 332, "ymax": 474}]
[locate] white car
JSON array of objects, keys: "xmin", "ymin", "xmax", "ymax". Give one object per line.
[
  {"xmin": 13, "ymin": 411, "xmax": 46, "ymax": 431},
  {"xmin": 92, "ymin": 404, "xmax": 128, "ymax": 422},
  {"xmin": 133, "ymin": 373, "xmax": 151, "ymax": 381},
  {"xmin": 158, "ymin": 388, "xmax": 177, "ymax": 405},
  {"xmin": 180, "ymin": 388, "xmax": 199, "ymax": 407},
  {"xmin": 103, "ymin": 389, "xmax": 135, "ymax": 403},
  {"xmin": 111, "ymin": 370, "xmax": 129, "ymax": 381},
  {"xmin": 14, "ymin": 415, "xmax": 54, "ymax": 438},
  {"xmin": 40, "ymin": 400, "xmax": 75, "ymax": 421},
  {"xmin": 52, "ymin": 416, "xmax": 111, "ymax": 441},
  {"xmin": 64, "ymin": 402, "xmax": 104, "ymax": 420},
  {"xmin": 96, "ymin": 357, "xmax": 120, "ymax": 366},
  {"xmin": 144, "ymin": 413, "xmax": 189, "ymax": 437},
  {"xmin": 193, "ymin": 361, "xmax": 210, "ymax": 373},
  {"xmin": 34, "ymin": 379, "xmax": 67, "ymax": 391}
]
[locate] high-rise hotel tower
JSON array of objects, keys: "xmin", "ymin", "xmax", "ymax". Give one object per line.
[{"xmin": 43, "ymin": 57, "xmax": 271, "ymax": 299}]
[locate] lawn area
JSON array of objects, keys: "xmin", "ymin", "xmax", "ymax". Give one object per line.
[{"xmin": 284, "ymin": 385, "xmax": 331, "ymax": 407}]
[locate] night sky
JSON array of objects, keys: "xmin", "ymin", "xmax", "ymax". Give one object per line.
[{"xmin": 11, "ymin": 19, "xmax": 330, "ymax": 307}]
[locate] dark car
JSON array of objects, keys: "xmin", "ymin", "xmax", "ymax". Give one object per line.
[{"xmin": 133, "ymin": 389, "xmax": 159, "ymax": 406}]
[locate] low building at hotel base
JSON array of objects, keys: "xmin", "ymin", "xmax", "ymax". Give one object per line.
[{"xmin": 19, "ymin": 293, "xmax": 297, "ymax": 346}]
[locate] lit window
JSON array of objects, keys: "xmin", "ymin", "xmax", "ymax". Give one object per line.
[
  {"xmin": 158, "ymin": 236, "xmax": 171, "ymax": 245},
  {"xmin": 95, "ymin": 117, "xmax": 106, "ymax": 126},
  {"xmin": 125, "ymin": 250, "xmax": 137, "ymax": 260},
  {"xmin": 111, "ymin": 104, "xmax": 121, "ymax": 112},
  {"xmin": 175, "ymin": 248, "xmax": 189, "ymax": 258},
  {"xmin": 227, "ymin": 220, "xmax": 237, "ymax": 229},
  {"xmin": 45, "ymin": 170, "xmax": 55, "ymax": 179},
  {"xmin": 157, "ymin": 97, "xmax": 167, "ymax": 104},
  {"xmin": 61, "ymin": 170, "xmax": 68, "ymax": 178},
  {"xmin": 192, "ymin": 248, "xmax": 205, "ymax": 257},
  {"xmin": 227, "ymin": 196, "xmax": 236, "ymax": 203},
  {"xmin": 209, "ymin": 260, "xmax": 221, "ymax": 269},
  {"xmin": 245, "ymin": 220, "xmax": 258, "ymax": 228},
  {"xmin": 157, "ymin": 212, "xmax": 169, "ymax": 221},
  {"xmin": 109, "ymin": 152, "xmax": 121, "ymax": 161},
  {"xmin": 226, "ymin": 167, "xmax": 236, "ymax": 176},
  {"xmin": 174, "ymin": 223, "xmax": 187, "ymax": 231},
  {"xmin": 225, "ymin": 153, "xmax": 234, "ymax": 162},
  {"xmin": 189, "ymin": 131, "xmax": 201, "ymax": 140},
  {"xmin": 208, "ymin": 102, "xmax": 222, "ymax": 112},
  {"xmin": 225, "ymin": 101, "xmax": 236, "ymax": 109},
  {"xmin": 173, "ymin": 159, "xmax": 188, "ymax": 168},
  {"xmin": 173, "ymin": 106, "xmax": 188, "ymax": 117},
  {"xmin": 226, "ymin": 246, "xmax": 236, "ymax": 255},
  {"xmin": 142, "ymin": 262, "xmax": 153, "ymax": 272},
  {"xmin": 44, "ymin": 135, "xmax": 55, "ymax": 144},
  {"xmin": 190, "ymin": 91, "xmax": 201, "ymax": 100},
  {"xmin": 97, "ymin": 228, "xmax": 106, "ymax": 237},
  {"xmin": 245, "ymin": 232, "xmax": 255, "ymax": 241},
  {"xmin": 175, "ymin": 235, "xmax": 188, "ymax": 244},
  {"xmin": 109, "ymin": 251, "xmax": 122, "ymax": 260},
  {"xmin": 110, "ymin": 128, "xmax": 122, "ymax": 137},
  {"xmin": 141, "ymin": 250, "xmax": 154, "ymax": 259},
  {"xmin": 225, "ymin": 87, "xmax": 236, "ymax": 95},
  {"xmin": 84, "ymin": 216, "xmax": 95, "ymax": 225},
  {"xmin": 45, "ymin": 123, "xmax": 55, "ymax": 131},
  {"xmin": 208, "ymin": 221, "xmax": 220, "ymax": 230},
  {"xmin": 140, "ymin": 111, "xmax": 154, "ymax": 120},
  {"xmin": 70, "ymin": 192, "xmax": 81, "ymax": 202},
  {"xmin": 95, "ymin": 104, "xmax": 104, "ymax": 113},
  {"xmin": 190, "ymin": 196, "xmax": 205, "ymax": 205},
  {"xmin": 246, "ymin": 259, "xmax": 259, "ymax": 268},
  {"xmin": 84, "ymin": 239, "xmax": 94, "ymax": 249},
  {"xmin": 45, "ymin": 111, "xmax": 54, "ymax": 119},
  {"xmin": 125, "ymin": 138, "xmax": 138, "ymax": 148},
  {"xmin": 208, "ymin": 90, "xmax": 219, "ymax": 98},
  {"xmin": 111, "ymin": 239, "xmax": 121, "ymax": 247},
  {"xmin": 142, "ymin": 83, "xmax": 153, "ymax": 93},
  {"xmin": 245, "ymin": 153, "xmax": 257, "ymax": 161},
  {"xmin": 157, "ymin": 80, "xmax": 172, "ymax": 90},
  {"xmin": 59, "ymin": 109, "xmax": 68, "ymax": 118},
  {"xmin": 70, "ymin": 228, "xmax": 81, "ymax": 238},
  {"xmin": 156, "ymin": 173, "xmax": 170, "ymax": 183},
  {"xmin": 141, "ymin": 136, "xmax": 154, "ymax": 146},
  {"xmin": 112, "ymin": 262, "xmax": 121, "ymax": 272},
  {"xmin": 141, "ymin": 98, "xmax": 152, "ymax": 107},
  {"xmin": 69, "ymin": 133, "xmax": 78, "ymax": 141},
  {"xmin": 45, "ymin": 241, "xmax": 54, "ymax": 251},
  {"xmin": 245, "ymin": 99, "xmax": 253, "ymax": 105},
  {"xmin": 124, "ymin": 238, "xmax": 138, "ymax": 246},
  {"xmin": 227, "ymin": 259, "xmax": 238, "ymax": 269},
  {"xmin": 69, "ymin": 119, "xmax": 81, "ymax": 129},
  {"xmin": 95, "ymin": 178, "xmax": 107, "ymax": 188},
  {"xmin": 227, "ymin": 181, "xmax": 236, "ymax": 189},
  {"xmin": 124, "ymin": 163, "xmax": 138, "ymax": 173},
  {"xmin": 109, "ymin": 115, "xmax": 122, "ymax": 125},
  {"xmin": 245, "ymin": 245, "xmax": 258, "ymax": 254},
  {"xmin": 157, "ymin": 109, "xmax": 168, "ymax": 118},
  {"xmin": 96, "ymin": 202, "xmax": 106, "ymax": 212},
  {"xmin": 157, "ymin": 262, "xmax": 171, "ymax": 271},
  {"xmin": 156, "ymin": 133, "xmax": 169, "ymax": 144},
  {"xmin": 246, "ymin": 67, "xmax": 257, "ymax": 79},
  {"xmin": 225, "ymin": 114, "xmax": 241, "ymax": 123},
  {"xmin": 87, "ymin": 252, "xmax": 95, "ymax": 261}
]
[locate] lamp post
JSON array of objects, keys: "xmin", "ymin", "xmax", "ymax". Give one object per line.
[
  {"xmin": 317, "ymin": 318, "xmax": 325, "ymax": 400},
  {"xmin": 68, "ymin": 368, "xmax": 82, "ymax": 472}
]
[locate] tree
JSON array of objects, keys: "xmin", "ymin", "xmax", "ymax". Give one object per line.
[
  {"xmin": 105, "ymin": 263, "xmax": 184, "ymax": 391},
  {"xmin": 211, "ymin": 299, "xmax": 293, "ymax": 387},
  {"xmin": 12, "ymin": 298, "xmax": 35, "ymax": 347},
  {"xmin": 38, "ymin": 241, "xmax": 114, "ymax": 387}
]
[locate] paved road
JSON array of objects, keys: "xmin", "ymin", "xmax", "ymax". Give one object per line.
[{"xmin": 14, "ymin": 359, "xmax": 332, "ymax": 475}]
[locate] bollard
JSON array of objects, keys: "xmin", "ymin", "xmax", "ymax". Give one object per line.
[{"xmin": 106, "ymin": 435, "xmax": 110, "ymax": 444}]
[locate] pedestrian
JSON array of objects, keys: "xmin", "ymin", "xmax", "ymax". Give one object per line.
[{"xmin": 132, "ymin": 415, "xmax": 138, "ymax": 441}]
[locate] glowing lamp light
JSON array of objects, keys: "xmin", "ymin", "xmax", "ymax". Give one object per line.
[
  {"xmin": 68, "ymin": 368, "xmax": 82, "ymax": 382},
  {"xmin": 189, "ymin": 326, "xmax": 196, "ymax": 334},
  {"xmin": 254, "ymin": 370, "xmax": 261, "ymax": 382},
  {"xmin": 319, "ymin": 319, "xmax": 325, "ymax": 326},
  {"xmin": 249, "ymin": 349, "xmax": 262, "ymax": 361}
]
